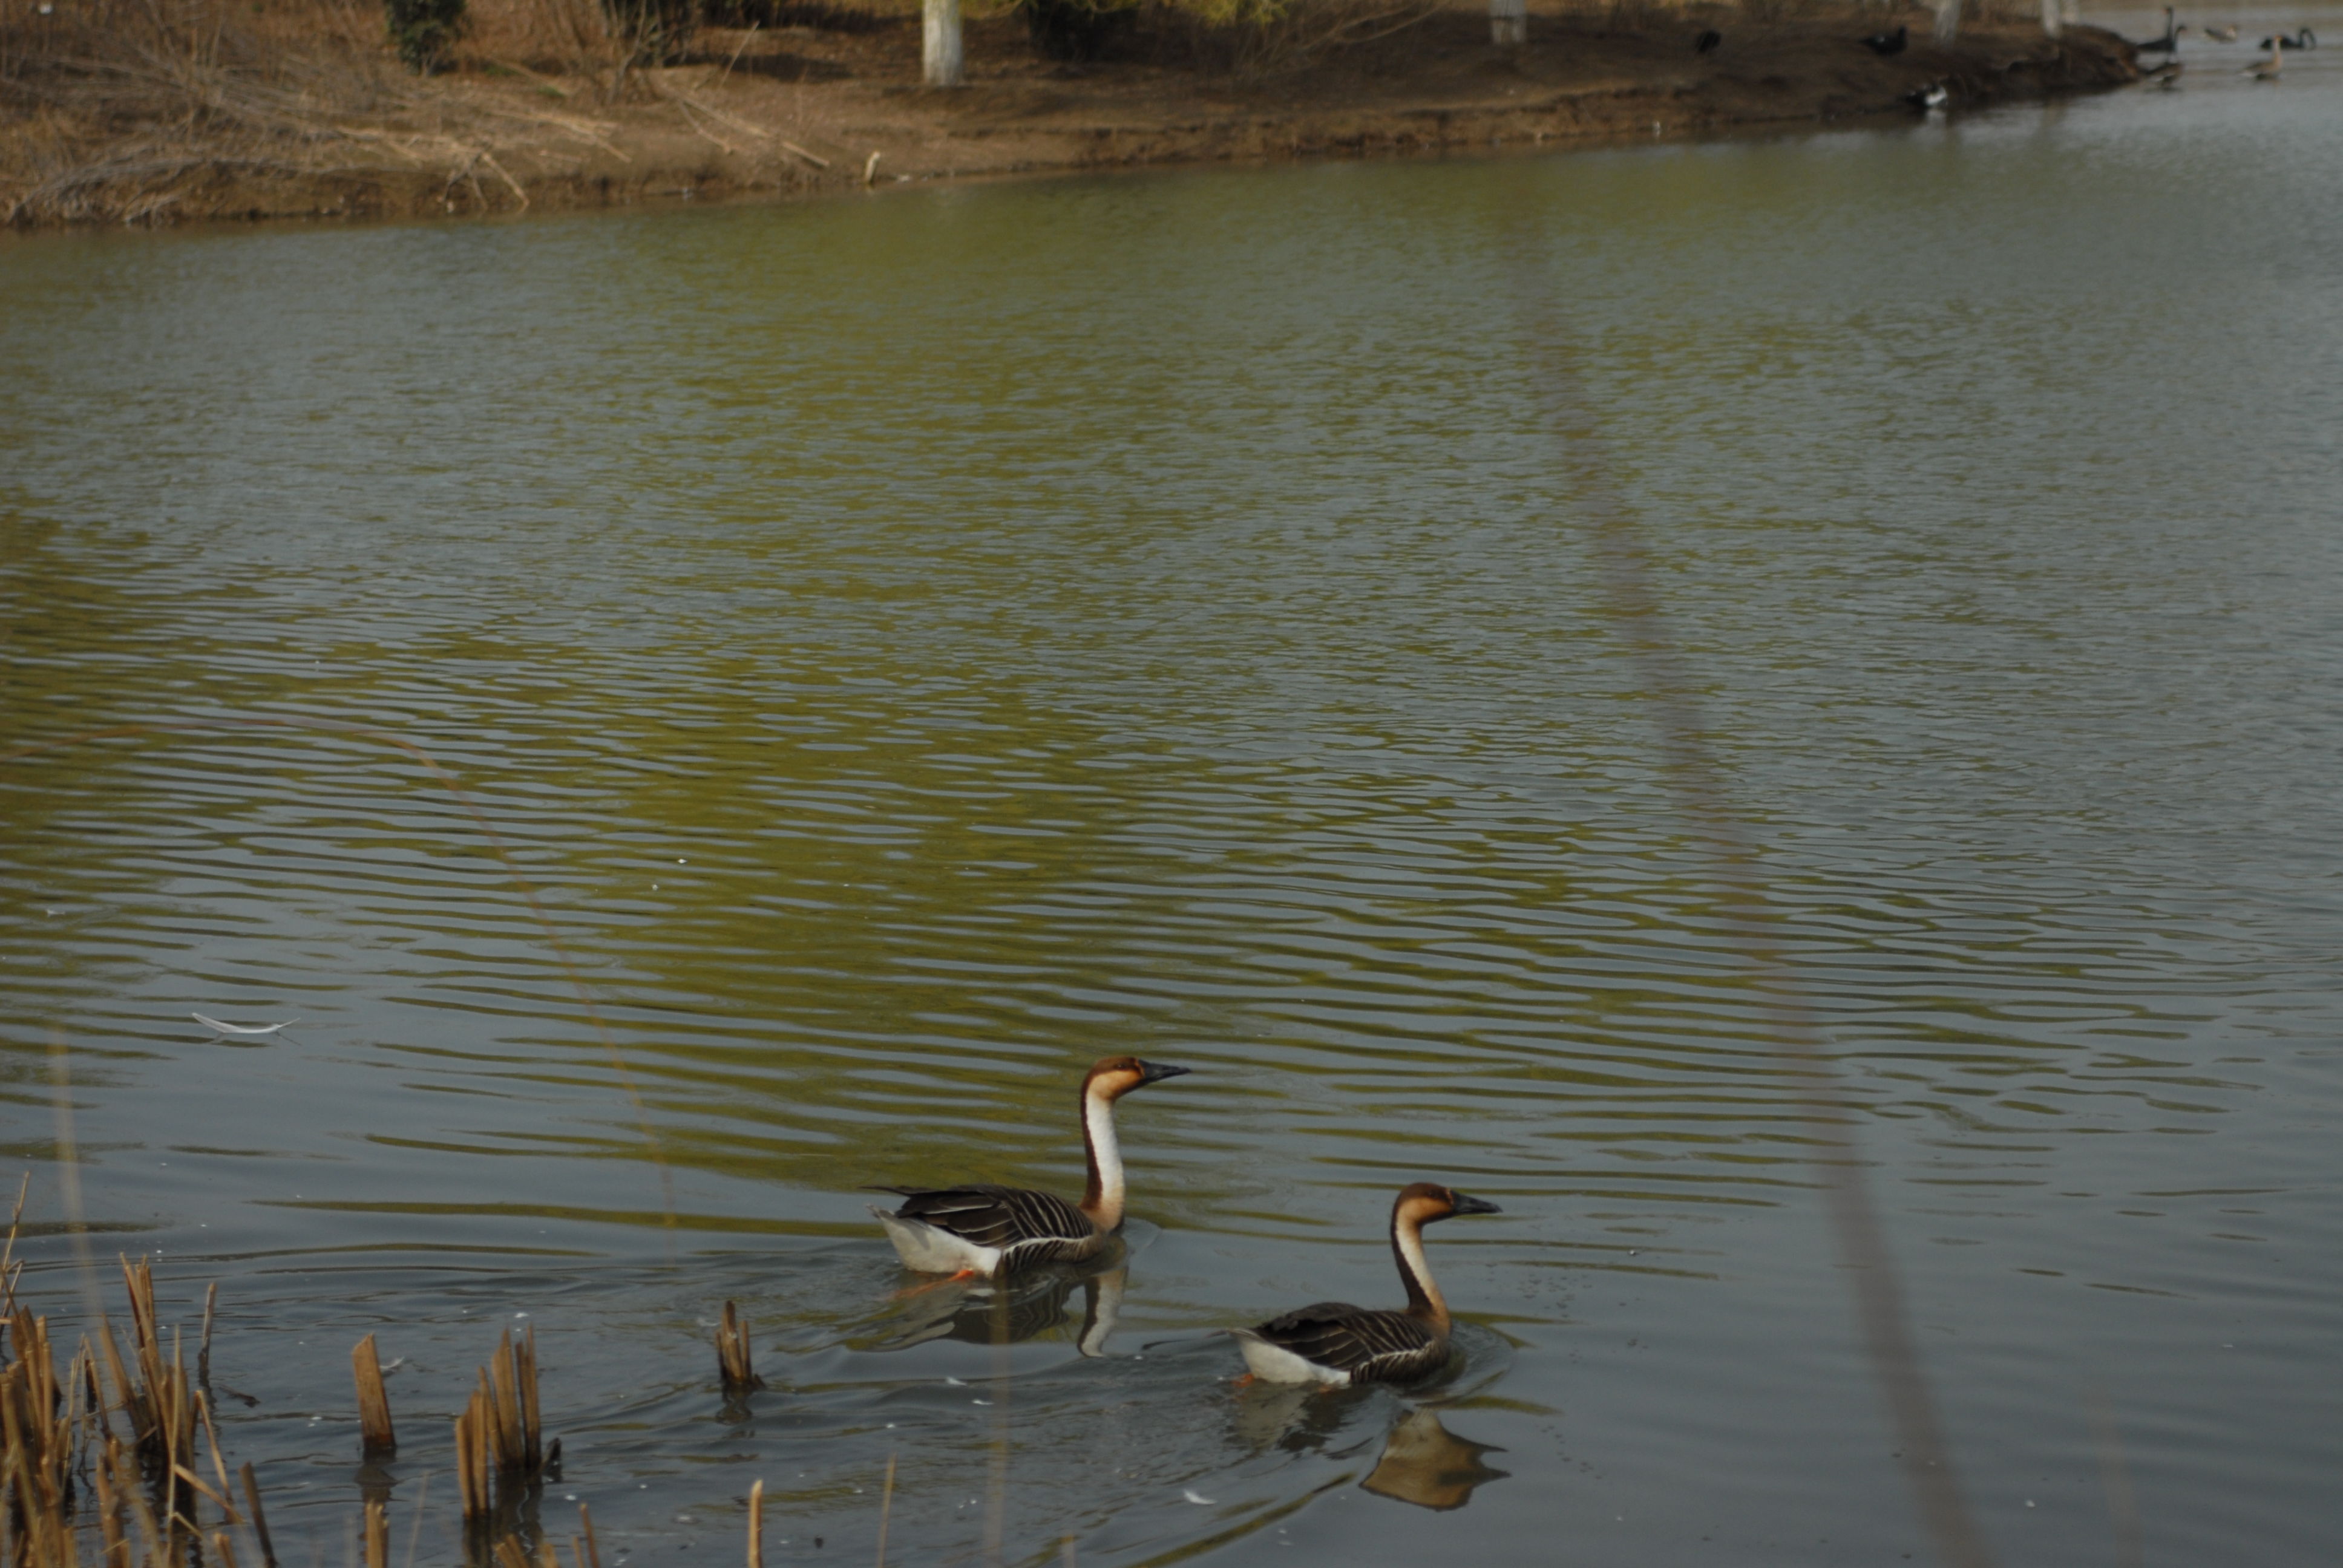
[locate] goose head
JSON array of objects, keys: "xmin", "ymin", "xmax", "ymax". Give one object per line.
[
  {"xmin": 1083, "ymin": 1055, "xmax": 1193, "ymax": 1100},
  {"xmin": 1395, "ymin": 1182, "xmax": 1503, "ymax": 1226}
]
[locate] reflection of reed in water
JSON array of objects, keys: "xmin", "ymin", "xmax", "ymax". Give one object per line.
[
  {"xmin": 867, "ymin": 1260, "xmax": 1127, "ymax": 1356},
  {"xmin": 1360, "ymin": 1408, "xmax": 1509, "ymax": 1512}
]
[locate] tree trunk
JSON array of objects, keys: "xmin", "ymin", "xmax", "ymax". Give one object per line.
[{"xmin": 924, "ymin": 0, "xmax": 963, "ymax": 86}]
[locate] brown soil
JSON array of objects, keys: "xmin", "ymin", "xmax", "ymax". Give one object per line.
[{"xmin": 1, "ymin": 2, "xmax": 2138, "ymax": 229}]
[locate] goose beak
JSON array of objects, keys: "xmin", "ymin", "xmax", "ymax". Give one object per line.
[
  {"xmin": 1450, "ymin": 1193, "xmax": 1502, "ymax": 1217},
  {"xmin": 1136, "ymin": 1060, "xmax": 1193, "ymax": 1085}
]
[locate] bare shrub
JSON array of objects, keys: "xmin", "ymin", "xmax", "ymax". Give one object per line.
[
  {"xmin": 1153, "ymin": 0, "xmax": 1439, "ymax": 74},
  {"xmin": 457, "ymin": 0, "xmax": 620, "ymax": 73}
]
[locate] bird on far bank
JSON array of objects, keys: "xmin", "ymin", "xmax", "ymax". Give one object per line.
[
  {"xmin": 1694, "ymin": 28, "xmax": 1722, "ymax": 54},
  {"xmin": 2258, "ymin": 27, "xmax": 2316, "ymax": 48},
  {"xmin": 1229, "ymin": 1183, "xmax": 1501, "ymax": 1386},
  {"xmin": 2143, "ymin": 58, "xmax": 2183, "ymax": 84},
  {"xmin": 2138, "ymin": 7, "xmax": 2186, "ymax": 53},
  {"xmin": 1864, "ymin": 22, "xmax": 1909, "ymax": 54},
  {"xmin": 1903, "ymin": 80, "xmax": 1950, "ymax": 110},
  {"xmin": 2198, "ymin": 23, "xmax": 2237, "ymax": 41},
  {"xmin": 2244, "ymin": 41, "xmax": 2284, "ymax": 78},
  {"xmin": 868, "ymin": 1056, "xmax": 1192, "ymax": 1277}
]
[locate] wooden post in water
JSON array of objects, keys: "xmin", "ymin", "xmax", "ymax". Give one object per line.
[
  {"xmin": 2039, "ymin": 0, "xmax": 2059, "ymax": 34},
  {"xmin": 1489, "ymin": 0, "xmax": 1527, "ymax": 47},
  {"xmin": 923, "ymin": 0, "xmax": 963, "ymax": 86},
  {"xmin": 353, "ymin": 1334, "xmax": 396, "ymax": 1455},
  {"xmin": 1933, "ymin": 0, "xmax": 1961, "ymax": 42}
]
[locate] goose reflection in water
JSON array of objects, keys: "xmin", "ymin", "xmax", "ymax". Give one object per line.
[
  {"xmin": 1361, "ymin": 1408, "xmax": 1510, "ymax": 1512},
  {"xmin": 866, "ymin": 1259, "xmax": 1127, "ymax": 1356},
  {"xmin": 1230, "ymin": 1383, "xmax": 1510, "ymax": 1512}
]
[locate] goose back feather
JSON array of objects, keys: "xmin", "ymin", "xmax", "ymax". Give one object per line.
[
  {"xmin": 870, "ymin": 1183, "xmax": 1103, "ymax": 1269},
  {"xmin": 1236, "ymin": 1301, "xmax": 1448, "ymax": 1383}
]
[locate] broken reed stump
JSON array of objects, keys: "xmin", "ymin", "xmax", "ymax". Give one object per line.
[
  {"xmin": 575, "ymin": 1501, "xmax": 603, "ymax": 1568},
  {"xmin": 716, "ymin": 1301, "xmax": 761, "ymax": 1394},
  {"xmin": 241, "ymin": 1462, "xmax": 281, "ymax": 1568},
  {"xmin": 353, "ymin": 1332, "xmax": 397, "ymax": 1454},
  {"xmin": 363, "ymin": 1497, "xmax": 390, "ymax": 1568},
  {"xmin": 456, "ymin": 1325, "xmax": 556, "ymax": 1520},
  {"xmin": 747, "ymin": 1478, "xmax": 765, "ymax": 1568}
]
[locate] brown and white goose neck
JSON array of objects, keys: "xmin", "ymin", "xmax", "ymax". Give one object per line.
[
  {"xmin": 1077, "ymin": 1056, "xmax": 1190, "ymax": 1231},
  {"xmin": 1392, "ymin": 1190, "xmax": 1450, "ymax": 1325}
]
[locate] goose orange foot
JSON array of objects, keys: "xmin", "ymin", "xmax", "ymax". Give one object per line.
[{"xmin": 891, "ymin": 1268, "xmax": 983, "ymax": 1299}]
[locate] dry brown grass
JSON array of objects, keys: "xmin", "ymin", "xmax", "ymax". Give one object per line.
[
  {"xmin": 0, "ymin": 0, "xmax": 718, "ymax": 224},
  {"xmin": 2, "ymin": 0, "xmax": 424, "ymax": 221}
]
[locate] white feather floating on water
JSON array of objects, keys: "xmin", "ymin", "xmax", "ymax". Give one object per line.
[
  {"xmin": 1182, "ymin": 1491, "xmax": 1216, "ymax": 1506},
  {"xmin": 192, "ymin": 1013, "xmax": 300, "ymax": 1036}
]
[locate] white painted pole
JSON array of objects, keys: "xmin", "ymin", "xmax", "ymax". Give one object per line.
[
  {"xmin": 2039, "ymin": 0, "xmax": 2059, "ymax": 35},
  {"xmin": 1490, "ymin": 0, "xmax": 1527, "ymax": 47},
  {"xmin": 923, "ymin": 0, "xmax": 963, "ymax": 87},
  {"xmin": 1932, "ymin": 0, "xmax": 1961, "ymax": 44}
]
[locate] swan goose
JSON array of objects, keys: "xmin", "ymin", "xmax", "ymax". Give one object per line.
[
  {"xmin": 870, "ymin": 1056, "xmax": 1190, "ymax": 1276},
  {"xmin": 1232, "ymin": 1183, "xmax": 1501, "ymax": 1386}
]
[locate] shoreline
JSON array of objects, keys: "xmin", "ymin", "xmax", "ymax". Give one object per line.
[{"xmin": 2, "ymin": 7, "xmax": 2140, "ymax": 230}]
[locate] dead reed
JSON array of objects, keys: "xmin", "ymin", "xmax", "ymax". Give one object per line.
[
  {"xmin": 364, "ymin": 1495, "xmax": 390, "ymax": 1568},
  {"xmin": 240, "ymin": 1462, "xmax": 282, "ymax": 1567},
  {"xmin": 353, "ymin": 1332, "xmax": 398, "ymax": 1455},
  {"xmin": 2, "ymin": 1176, "xmax": 27, "ymax": 1318},
  {"xmin": 716, "ymin": 1299, "xmax": 762, "ymax": 1394},
  {"xmin": 454, "ymin": 1325, "xmax": 557, "ymax": 1522},
  {"xmin": 1, "ymin": 1310, "xmax": 83, "ymax": 1567},
  {"xmin": 0, "ymin": 1249, "xmax": 286, "ymax": 1568}
]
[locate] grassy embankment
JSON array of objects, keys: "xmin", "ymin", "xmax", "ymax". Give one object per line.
[{"xmin": 0, "ymin": 0, "xmax": 2137, "ymax": 229}]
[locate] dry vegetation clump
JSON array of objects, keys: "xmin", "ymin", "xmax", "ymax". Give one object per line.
[
  {"xmin": 3, "ymin": 0, "xmax": 456, "ymax": 223},
  {"xmin": 0, "ymin": 0, "xmax": 741, "ymax": 225}
]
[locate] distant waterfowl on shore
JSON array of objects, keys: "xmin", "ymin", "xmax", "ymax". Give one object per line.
[
  {"xmin": 2258, "ymin": 27, "xmax": 2316, "ymax": 48},
  {"xmin": 2143, "ymin": 59, "xmax": 2183, "ymax": 84},
  {"xmin": 2137, "ymin": 7, "xmax": 2186, "ymax": 52},
  {"xmin": 2244, "ymin": 42, "xmax": 2284, "ymax": 78},
  {"xmin": 1903, "ymin": 80, "xmax": 1951, "ymax": 110},
  {"xmin": 868, "ymin": 1056, "xmax": 1191, "ymax": 1276},
  {"xmin": 2198, "ymin": 23, "xmax": 2237, "ymax": 41},
  {"xmin": 1864, "ymin": 23, "xmax": 1909, "ymax": 55},
  {"xmin": 1230, "ymin": 1183, "xmax": 1501, "ymax": 1385},
  {"xmin": 1694, "ymin": 28, "xmax": 1722, "ymax": 54}
]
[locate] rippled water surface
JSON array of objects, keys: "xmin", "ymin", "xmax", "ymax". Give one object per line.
[{"xmin": 4, "ymin": 18, "xmax": 2341, "ymax": 1565}]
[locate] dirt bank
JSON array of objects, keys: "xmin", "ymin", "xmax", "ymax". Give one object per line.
[{"xmin": 2, "ymin": 2, "xmax": 2137, "ymax": 229}]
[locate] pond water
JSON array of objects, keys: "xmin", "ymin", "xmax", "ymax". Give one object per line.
[{"xmin": 4, "ymin": 11, "xmax": 2340, "ymax": 1565}]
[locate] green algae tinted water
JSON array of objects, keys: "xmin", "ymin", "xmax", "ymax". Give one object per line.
[{"xmin": 4, "ymin": 13, "xmax": 2341, "ymax": 1563}]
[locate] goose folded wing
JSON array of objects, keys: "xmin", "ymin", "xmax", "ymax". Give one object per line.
[
  {"xmin": 1252, "ymin": 1303, "xmax": 1439, "ymax": 1376},
  {"xmin": 874, "ymin": 1184, "xmax": 1094, "ymax": 1249}
]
